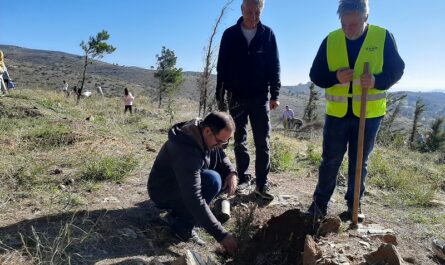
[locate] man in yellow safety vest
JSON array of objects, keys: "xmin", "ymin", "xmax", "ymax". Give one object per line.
[{"xmin": 306, "ymin": 0, "xmax": 405, "ymax": 222}]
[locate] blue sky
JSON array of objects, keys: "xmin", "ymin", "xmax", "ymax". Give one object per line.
[{"xmin": 1, "ymin": 0, "xmax": 444, "ymax": 92}]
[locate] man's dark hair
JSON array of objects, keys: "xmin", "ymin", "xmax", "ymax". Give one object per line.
[{"xmin": 201, "ymin": 112, "xmax": 235, "ymax": 134}]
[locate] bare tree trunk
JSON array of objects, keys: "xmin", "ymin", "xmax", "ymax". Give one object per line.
[
  {"xmin": 386, "ymin": 94, "xmax": 406, "ymax": 131},
  {"xmin": 78, "ymin": 54, "xmax": 89, "ymax": 104},
  {"xmin": 158, "ymin": 84, "xmax": 163, "ymax": 109},
  {"xmin": 409, "ymin": 99, "xmax": 425, "ymax": 148},
  {"xmin": 198, "ymin": 0, "xmax": 233, "ymax": 116}
]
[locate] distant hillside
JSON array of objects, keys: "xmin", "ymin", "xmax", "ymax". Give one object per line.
[
  {"xmin": 282, "ymin": 82, "xmax": 445, "ymax": 129},
  {"xmin": 396, "ymin": 91, "xmax": 445, "ymax": 119},
  {"xmin": 1, "ymin": 44, "xmax": 443, "ymax": 128},
  {"xmin": 0, "ymin": 45, "xmax": 203, "ymax": 100}
]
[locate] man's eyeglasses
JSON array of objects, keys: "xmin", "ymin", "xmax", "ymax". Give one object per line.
[{"xmin": 211, "ymin": 130, "xmax": 230, "ymax": 148}]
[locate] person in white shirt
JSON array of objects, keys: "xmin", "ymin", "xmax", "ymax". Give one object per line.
[
  {"xmin": 97, "ymin": 85, "xmax": 104, "ymax": 96},
  {"xmin": 282, "ymin": 105, "xmax": 294, "ymax": 129},
  {"xmin": 62, "ymin": 80, "xmax": 69, "ymax": 97},
  {"xmin": 123, "ymin": 88, "xmax": 135, "ymax": 114},
  {"xmin": 0, "ymin": 50, "xmax": 8, "ymax": 95}
]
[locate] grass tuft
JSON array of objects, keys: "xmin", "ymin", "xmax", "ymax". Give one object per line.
[
  {"xmin": 307, "ymin": 143, "xmax": 322, "ymax": 166},
  {"xmin": 270, "ymin": 137, "xmax": 295, "ymax": 172},
  {"xmin": 80, "ymin": 155, "xmax": 138, "ymax": 182},
  {"xmin": 25, "ymin": 124, "xmax": 77, "ymax": 148}
]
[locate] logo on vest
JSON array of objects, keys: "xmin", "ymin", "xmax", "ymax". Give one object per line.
[{"xmin": 365, "ymin": 46, "xmax": 378, "ymax": 52}]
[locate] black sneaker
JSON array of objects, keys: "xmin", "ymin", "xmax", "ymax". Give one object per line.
[
  {"xmin": 174, "ymin": 227, "xmax": 206, "ymax": 246},
  {"xmin": 254, "ymin": 184, "xmax": 274, "ymax": 201},
  {"xmin": 306, "ymin": 202, "xmax": 327, "ymax": 219},
  {"xmin": 237, "ymin": 181, "xmax": 252, "ymax": 191},
  {"xmin": 340, "ymin": 206, "xmax": 365, "ymax": 222},
  {"xmin": 237, "ymin": 174, "xmax": 253, "ymax": 194}
]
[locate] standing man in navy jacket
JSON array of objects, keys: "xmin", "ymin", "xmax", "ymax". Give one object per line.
[{"xmin": 216, "ymin": 0, "xmax": 280, "ymax": 201}]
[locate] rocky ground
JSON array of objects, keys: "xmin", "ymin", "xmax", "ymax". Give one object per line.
[{"xmin": 1, "ymin": 170, "xmax": 444, "ymax": 265}]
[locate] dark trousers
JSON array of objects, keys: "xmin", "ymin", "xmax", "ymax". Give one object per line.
[
  {"xmin": 124, "ymin": 105, "xmax": 132, "ymax": 114},
  {"xmin": 229, "ymin": 97, "xmax": 271, "ymax": 188},
  {"xmin": 313, "ymin": 115, "xmax": 382, "ymax": 208},
  {"xmin": 152, "ymin": 169, "xmax": 222, "ymax": 230}
]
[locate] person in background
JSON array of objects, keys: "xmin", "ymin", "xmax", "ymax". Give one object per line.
[
  {"xmin": 215, "ymin": 0, "xmax": 281, "ymax": 201},
  {"xmin": 0, "ymin": 50, "xmax": 9, "ymax": 95},
  {"xmin": 96, "ymin": 85, "xmax": 104, "ymax": 96},
  {"xmin": 123, "ymin": 88, "xmax": 135, "ymax": 114},
  {"xmin": 62, "ymin": 80, "xmax": 69, "ymax": 97},
  {"xmin": 281, "ymin": 105, "xmax": 295, "ymax": 129},
  {"xmin": 148, "ymin": 112, "xmax": 238, "ymax": 254},
  {"xmin": 2, "ymin": 67, "xmax": 14, "ymax": 91},
  {"xmin": 307, "ymin": 0, "xmax": 405, "ymax": 221}
]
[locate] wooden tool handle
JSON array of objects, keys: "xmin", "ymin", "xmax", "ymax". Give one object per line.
[{"xmin": 352, "ymin": 62, "xmax": 370, "ymax": 225}]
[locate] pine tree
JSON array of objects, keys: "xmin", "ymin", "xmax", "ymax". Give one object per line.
[
  {"xmin": 423, "ymin": 117, "xmax": 445, "ymax": 152},
  {"xmin": 154, "ymin": 47, "xmax": 183, "ymax": 114},
  {"xmin": 303, "ymin": 82, "xmax": 319, "ymax": 122},
  {"xmin": 79, "ymin": 30, "xmax": 115, "ymax": 103},
  {"xmin": 409, "ymin": 98, "xmax": 425, "ymax": 149}
]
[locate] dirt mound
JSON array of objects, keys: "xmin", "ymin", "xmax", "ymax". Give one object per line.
[{"xmin": 242, "ymin": 209, "xmax": 320, "ymax": 265}]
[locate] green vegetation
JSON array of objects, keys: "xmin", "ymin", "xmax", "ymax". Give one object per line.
[
  {"xmin": 154, "ymin": 46, "xmax": 184, "ymax": 114},
  {"xmin": 306, "ymin": 143, "xmax": 322, "ymax": 166},
  {"xmin": 0, "ymin": 89, "xmax": 168, "ymax": 213},
  {"xmin": 368, "ymin": 148, "xmax": 443, "ymax": 207},
  {"xmin": 0, "ymin": 88, "xmax": 444, "ymax": 262},
  {"xmin": 80, "ymin": 155, "xmax": 138, "ymax": 182},
  {"xmin": 270, "ymin": 137, "xmax": 294, "ymax": 172},
  {"xmin": 25, "ymin": 124, "xmax": 76, "ymax": 148}
]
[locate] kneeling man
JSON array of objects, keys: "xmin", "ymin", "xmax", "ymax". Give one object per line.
[{"xmin": 148, "ymin": 112, "xmax": 238, "ymax": 253}]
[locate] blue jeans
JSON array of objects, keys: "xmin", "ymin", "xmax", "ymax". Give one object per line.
[
  {"xmin": 154, "ymin": 169, "xmax": 222, "ymax": 230},
  {"xmin": 313, "ymin": 115, "xmax": 382, "ymax": 208},
  {"xmin": 229, "ymin": 97, "xmax": 271, "ymax": 188}
]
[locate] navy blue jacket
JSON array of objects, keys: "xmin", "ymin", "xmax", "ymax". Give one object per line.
[{"xmin": 216, "ymin": 17, "xmax": 281, "ymax": 101}]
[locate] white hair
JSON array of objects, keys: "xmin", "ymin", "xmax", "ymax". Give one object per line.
[
  {"xmin": 337, "ymin": 0, "xmax": 369, "ymax": 18},
  {"xmin": 242, "ymin": 0, "xmax": 265, "ymax": 10}
]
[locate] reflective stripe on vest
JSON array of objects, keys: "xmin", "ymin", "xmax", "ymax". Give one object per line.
[
  {"xmin": 325, "ymin": 92, "xmax": 386, "ymax": 103},
  {"xmin": 325, "ymin": 25, "xmax": 387, "ymax": 118}
]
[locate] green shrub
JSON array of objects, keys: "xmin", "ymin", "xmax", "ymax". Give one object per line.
[
  {"xmin": 26, "ymin": 124, "xmax": 76, "ymax": 148},
  {"xmin": 368, "ymin": 149, "xmax": 390, "ymax": 177},
  {"xmin": 270, "ymin": 138, "xmax": 294, "ymax": 172},
  {"xmin": 370, "ymin": 168, "xmax": 437, "ymax": 207},
  {"xmin": 377, "ymin": 131, "xmax": 407, "ymax": 150},
  {"xmin": 307, "ymin": 144, "xmax": 322, "ymax": 166},
  {"xmin": 80, "ymin": 155, "xmax": 138, "ymax": 182}
]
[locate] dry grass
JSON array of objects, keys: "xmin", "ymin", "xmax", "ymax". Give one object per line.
[{"xmin": 0, "ymin": 88, "xmax": 444, "ymax": 264}]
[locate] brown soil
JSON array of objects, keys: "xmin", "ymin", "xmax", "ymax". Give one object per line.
[
  {"xmin": 0, "ymin": 171, "xmax": 444, "ymax": 265},
  {"xmin": 241, "ymin": 209, "xmax": 319, "ymax": 265}
]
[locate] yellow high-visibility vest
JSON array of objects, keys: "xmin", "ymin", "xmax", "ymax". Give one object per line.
[{"xmin": 326, "ymin": 24, "xmax": 387, "ymax": 118}]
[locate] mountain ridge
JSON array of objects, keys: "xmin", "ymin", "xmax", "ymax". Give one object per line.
[{"xmin": 2, "ymin": 44, "xmax": 444, "ymax": 124}]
